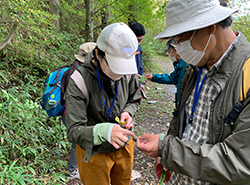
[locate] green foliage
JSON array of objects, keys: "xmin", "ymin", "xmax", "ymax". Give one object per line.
[
  {"xmin": 232, "ymin": 15, "xmax": 250, "ymax": 42},
  {"xmin": 0, "ymin": 87, "xmax": 68, "ymax": 184}
]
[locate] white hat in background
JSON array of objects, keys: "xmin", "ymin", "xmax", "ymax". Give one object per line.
[
  {"xmin": 75, "ymin": 42, "xmax": 97, "ymax": 63},
  {"xmin": 154, "ymin": 0, "xmax": 237, "ymax": 40},
  {"xmin": 96, "ymin": 22, "xmax": 138, "ymax": 75}
]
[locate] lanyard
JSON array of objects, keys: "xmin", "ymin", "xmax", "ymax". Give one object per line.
[
  {"xmin": 189, "ymin": 67, "xmax": 207, "ymax": 124},
  {"xmin": 96, "ymin": 66, "xmax": 119, "ymax": 121}
]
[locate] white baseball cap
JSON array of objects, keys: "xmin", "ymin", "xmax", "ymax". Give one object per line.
[
  {"xmin": 75, "ymin": 42, "xmax": 97, "ymax": 63},
  {"xmin": 96, "ymin": 22, "xmax": 138, "ymax": 75},
  {"xmin": 154, "ymin": 0, "xmax": 237, "ymax": 40}
]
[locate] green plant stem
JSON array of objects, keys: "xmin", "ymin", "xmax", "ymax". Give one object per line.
[{"xmin": 159, "ymin": 169, "xmax": 166, "ymax": 185}]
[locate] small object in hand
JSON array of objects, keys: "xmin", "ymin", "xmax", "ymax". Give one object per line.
[
  {"xmin": 157, "ymin": 169, "xmax": 171, "ymax": 185},
  {"xmin": 132, "ymin": 136, "xmax": 138, "ymax": 142},
  {"xmin": 155, "ymin": 163, "xmax": 171, "ymax": 184},
  {"xmin": 115, "ymin": 116, "xmax": 127, "ymax": 125},
  {"xmin": 139, "ymin": 76, "xmax": 146, "ymax": 82}
]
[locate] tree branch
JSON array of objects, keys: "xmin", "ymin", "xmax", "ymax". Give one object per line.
[
  {"xmin": 0, "ymin": 22, "xmax": 19, "ymax": 51},
  {"xmin": 93, "ymin": 0, "xmax": 118, "ymax": 15},
  {"xmin": 93, "ymin": 12, "xmax": 125, "ymax": 31}
]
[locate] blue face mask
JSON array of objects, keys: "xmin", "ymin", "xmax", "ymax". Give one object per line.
[{"xmin": 175, "ymin": 30, "xmax": 212, "ymax": 66}]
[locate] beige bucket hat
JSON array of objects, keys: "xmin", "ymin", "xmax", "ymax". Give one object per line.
[
  {"xmin": 75, "ymin": 42, "xmax": 97, "ymax": 63},
  {"xmin": 154, "ymin": 0, "xmax": 237, "ymax": 40}
]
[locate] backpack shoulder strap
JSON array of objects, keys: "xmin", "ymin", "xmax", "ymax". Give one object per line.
[
  {"xmin": 70, "ymin": 70, "xmax": 89, "ymax": 104},
  {"xmin": 240, "ymin": 57, "xmax": 250, "ymax": 101},
  {"xmin": 224, "ymin": 57, "xmax": 250, "ymax": 127}
]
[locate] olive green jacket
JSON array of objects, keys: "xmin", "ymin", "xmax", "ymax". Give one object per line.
[
  {"xmin": 65, "ymin": 53, "xmax": 141, "ymax": 163},
  {"xmin": 159, "ymin": 33, "xmax": 250, "ymax": 184}
]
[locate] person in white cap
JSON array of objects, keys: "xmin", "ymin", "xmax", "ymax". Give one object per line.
[
  {"xmin": 65, "ymin": 22, "xmax": 141, "ymax": 185},
  {"xmin": 136, "ymin": 0, "xmax": 250, "ymax": 184}
]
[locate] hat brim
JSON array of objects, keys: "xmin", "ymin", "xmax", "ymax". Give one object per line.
[
  {"xmin": 75, "ymin": 54, "xmax": 85, "ymax": 63},
  {"xmin": 154, "ymin": 6, "xmax": 237, "ymax": 40},
  {"xmin": 106, "ymin": 54, "xmax": 138, "ymax": 75}
]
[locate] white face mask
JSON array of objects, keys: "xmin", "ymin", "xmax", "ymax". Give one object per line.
[
  {"xmin": 168, "ymin": 53, "xmax": 176, "ymax": 62},
  {"xmin": 100, "ymin": 58, "xmax": 123, "ymax": 81},
  {"xmin": 175, "ymin": 30, "xmax": 212, "ymax": 66}
]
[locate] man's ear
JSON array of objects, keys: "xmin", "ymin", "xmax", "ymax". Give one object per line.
[{"xmin": 209, "ymin": 24, "xmax": 216, "ymax": 35}]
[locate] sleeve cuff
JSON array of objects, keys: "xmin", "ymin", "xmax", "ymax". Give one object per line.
[
  {"xmin": 107, "ymin": 124, "xmax": 115, "ymax": 143},
  {"xmin": 158, "ymin": 133, "xmax": 165, "ymax": 157},
  {"xmin": 93, "ymin": 123, "xmax": 115, "ymax": 145}
]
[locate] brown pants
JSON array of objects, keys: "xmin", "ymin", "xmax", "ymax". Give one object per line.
[{"xmin": 76, "ymin": 139, "xmax": 134, "ymax": 185}]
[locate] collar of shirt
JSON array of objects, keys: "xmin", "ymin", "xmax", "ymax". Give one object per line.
[{"xmin": 210, "ymin": 32, "xmax": 241, "ymax": 72}]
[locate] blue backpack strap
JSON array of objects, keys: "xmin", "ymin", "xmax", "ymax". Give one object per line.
[{"xmin": 70, "ymin": 70, "xmax": 89, "ymax": 104}]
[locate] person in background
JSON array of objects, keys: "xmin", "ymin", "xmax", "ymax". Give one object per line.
[
  {"xmin": 65, "ymin": 22, "xmax": 141, "ymax": 185},
  {"xmin": 136, "ymin": 0, "xmax": 250, "ymax": 184},
  {"xmin": 145, "ymin": 38, "xmax": 189, "ymax": 109},
  {"xmin": 62, "ymin": 42, "xmax": 96, "ymax": 180},
  {"xmin": 130, "ymin": 22, "xmax": 146, "ymax": 97}
]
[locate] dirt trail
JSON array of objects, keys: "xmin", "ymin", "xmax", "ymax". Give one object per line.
[{"xmin": 131, "ymin": 58, "xmax": 176, "ymax": 185}]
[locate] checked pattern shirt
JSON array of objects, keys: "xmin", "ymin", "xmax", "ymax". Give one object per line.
[{"xmin": 167, "ymin": 34, "xmax": 240, "ymax": 185}]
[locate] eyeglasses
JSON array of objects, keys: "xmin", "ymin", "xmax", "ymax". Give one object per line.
[
  {"xmin": 171, "ymin": 33, "xmax": 185, "ymax": 45},
  {"xmin": 171, "ymin": 31, "xmax": 195, "ymax": 45}
]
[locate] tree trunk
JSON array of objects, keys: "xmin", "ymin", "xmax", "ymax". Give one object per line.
[
  {"xmin": 49, "ymin": 0, "xmax": 60, "ymax": 28},
  {"xmin": 128, "ymin": 5, "xmax": 137, "ymax": 27},
  {"xmin": 84, "ymin": 0, "xmax": 94, "ymax": 42}
]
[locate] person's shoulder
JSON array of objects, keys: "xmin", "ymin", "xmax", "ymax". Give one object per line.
[
  {"xmin": 176, "ymin": 59, "xmax": 187, "ymax": 68},
  {"xmin": 178, "ymin": 59, "xmax": 187, "ymax": 65},
  {"xmin": 137, "ymin": 45, "xmax": 142, "ymax": 51}
]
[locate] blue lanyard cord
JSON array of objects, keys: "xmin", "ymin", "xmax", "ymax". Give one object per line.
[
  {"xmin": 96, "ymin": 66, "xmax": 119, "ymax": 121},
  {"xmin": 189, "ymin": 67, "xmax": 207, "ymax": 124}
]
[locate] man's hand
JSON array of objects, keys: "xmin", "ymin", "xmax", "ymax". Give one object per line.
[
  {"xmin": 120, "ymin": 112, "xmax": 133, "ymax": 129},
  {"xmin": 136, "ymin": 133, "xmax": 159, "ymax": 158},
  {"xmin": 110, "ymin": 125, "xmax": 135, "ymax": 149},
  {"xmin": 145, "ymin": 74, "xmax": 153, "ymax": 81}
]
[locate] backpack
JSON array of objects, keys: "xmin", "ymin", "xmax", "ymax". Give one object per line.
[
  {"xmin": 40, "ymin": 66, "xmax": 69, "ymax": 117},
  {"xmin": 39, "ymin": 42, "xmax": 97, "ymax": 117},
  {"xmin": 39, "ymin": 60, "xmax": 81, "ymax": 117}
]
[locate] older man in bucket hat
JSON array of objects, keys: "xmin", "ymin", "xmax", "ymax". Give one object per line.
[{"xmin": 136, "ymin": 0, "xmax": 250, "ymax": 184}]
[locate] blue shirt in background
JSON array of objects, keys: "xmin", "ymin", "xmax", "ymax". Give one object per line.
[{"xmin": 151, "ymin": 59, "xmax": 189, "ymax": 103}]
